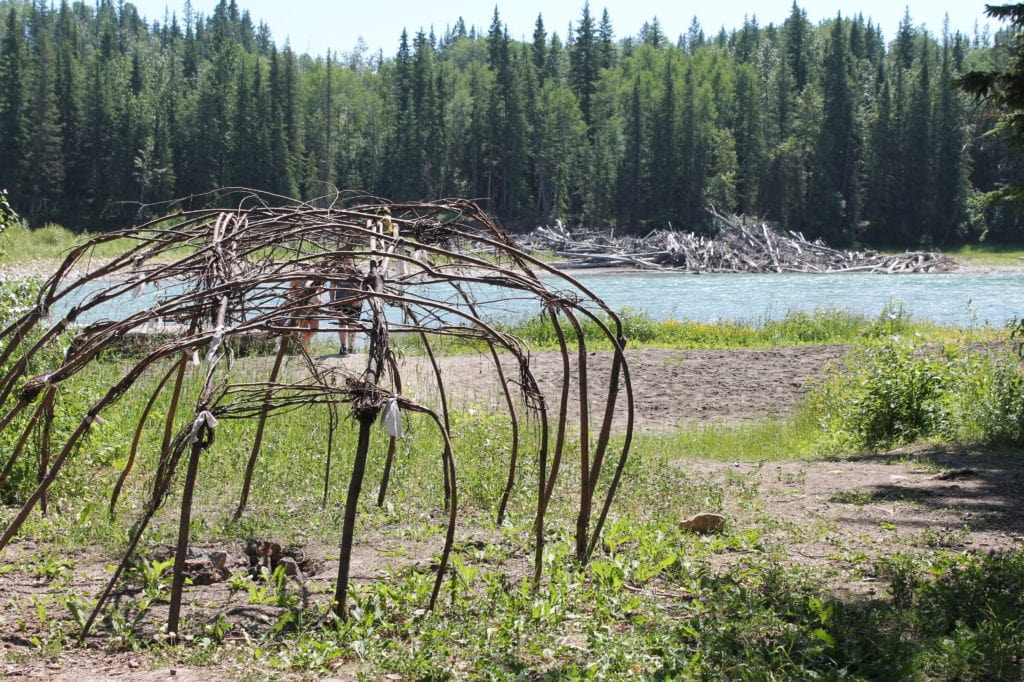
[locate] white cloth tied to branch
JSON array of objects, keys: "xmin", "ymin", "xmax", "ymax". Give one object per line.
[
  {"xmin": 190, "ymin": 410, "xmax": 219, "ymax": 443},
  {"xmin": 205, "ymin": 326, "xmax": 225, "ymax": 363},
  {"xmin": 382, "ymin": 398, "xmax": 403, "ymax": 438}
]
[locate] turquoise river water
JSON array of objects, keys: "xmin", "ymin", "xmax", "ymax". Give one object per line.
[
  {"xmin": 52, "ymin": 270, "xmax": 1024, "ymax": 329},
  {"xmin": 553, "ymin": 270, "xmax": 1023, "ymax": 327}
]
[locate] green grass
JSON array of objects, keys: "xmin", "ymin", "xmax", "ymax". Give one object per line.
[
  {"xmin": 0, "ymin": 222, "xmax": 143, "ymax": 264},
  {"xmin": 633, "ymin": 411, "xmax": 824, "ymax": 463},
  {"xmin": 492, "ymin": 304, "xmax": 973, "ymax": 352},
  {"xmin": 4, "ymin": 380, "xmax": 1022, "ymax": 679},
  {"xmin": 946, "ymin": 243, "xmax": 1024, "ymax": 268}
]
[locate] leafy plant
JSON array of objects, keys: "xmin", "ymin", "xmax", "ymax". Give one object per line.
[
  {"xmin": 811, "ymin": 335, "xmax": 1024, "ymax": 450},
  {"xmin": 810, "ymin": 339, "xmax": 944, "ymax": 450},
  {"xmin": 26, "ymin": 553, "xmax": 72, "ymax": 582},
  {"xmin": 0, "ymin": 276, "xmax": 40, "ymax": 328},
  {"xmin": 129, "ymin": 556, "xmax": 175, "ymax": 602},
  {"xmin": 0, "ymin": 188, "xmax": 17, "ymax": 255}
]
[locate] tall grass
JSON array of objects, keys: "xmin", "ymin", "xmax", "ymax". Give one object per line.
[
  {"xmin": 0, "ymin": 222, "xmax": 141, "ymax": 264},
  {"xmin": 946, "ymin": 243, "xmax": 1024, "ymax": 268},
  {"xmin": 500, "ymin": 303, "xmax": 963, "ymax": 351}
]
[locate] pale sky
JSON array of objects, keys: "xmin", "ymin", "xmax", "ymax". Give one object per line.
[{"xmin": 130, "ymin": 0, "xmax": 996, "ymax": 58}]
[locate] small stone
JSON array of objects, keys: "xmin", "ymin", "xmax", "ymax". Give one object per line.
[
  {"xmin": 679, "ymin": 513, "xmax": 726, "ymax": 534},
  {"xmin": 207, "ymin": 550, "xmax": 227, "ymax": 571},
  {"xmin": 279, "ymin": 556, "xmax": 300, "ymax": 577}
]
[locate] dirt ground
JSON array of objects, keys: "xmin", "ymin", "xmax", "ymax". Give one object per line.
[
  {"xmin": 379, "ymin": 344, "xmax": 847, "ymax": 432},
  {"xmin": 3, "ymin": 345, "xmax": 1024, "ymax": 680}
]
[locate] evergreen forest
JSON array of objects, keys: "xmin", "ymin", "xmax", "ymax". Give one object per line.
[{"xmin": 0, "ymin": 0, "xmax": 1020, "ymax": 246}]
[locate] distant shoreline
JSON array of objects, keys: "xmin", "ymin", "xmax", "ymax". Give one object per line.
[
  {"xmin": 3, "ymin": 255, "xmax": 1024, "ymax": 283},
  {"xmin": 546, "ymin": 258, "xmax": 1024, "ymax": 276}
]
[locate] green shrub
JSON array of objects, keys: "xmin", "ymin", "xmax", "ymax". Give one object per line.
[
  {"xmin": 877, "ymin": 551, "xmax": 1024, "ymax": 680},
  {"xmin": 934, "ymin": 345, "xmax": 1024, "ymax": 444},
  {"xmin": 0, "ymin": 188, "xmax": 17, "ymax": 242},
  {"xmin": 810, "ymin": 336, "xmax": 1024, "ymax": 451},
  {"xmin": 0, "ymin": 278, "xmax": 124, "ymax": 505},
  {"xmin": 0, "ymin": 276, "xmax": 41, "ymax": 327}
]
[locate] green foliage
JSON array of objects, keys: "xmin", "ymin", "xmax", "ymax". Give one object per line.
[
  {"xmin": 0, "ymin": 308, "xmax": 128, "ymax": 505},
  {"xmin": 0, "ymin": 275, "xmax": 40, "ymax": 327},
  {"xmin": 878, "ymin": 550, "xmax": 1024, "ymax": 679},
  {"xmin": 0, "ymin": 279, "xmax": 45, "ymax": 504},
  {"xmin": 0, "ymin": 221, "xmax": 137, "ymax": 263},
  {"xmin": 817, "ymin": 339, "xmax": 945, "ymax": 449},
  {"xmin": 811, "ymin": 336, "xmax": 1024, "ymax": 450},
  {"xmin": 128, "ymin": 557, "xmax": 175, "ymax": 602},
  {"xmin": 0, "ymin": 187, "xmax": 17, "ymax": 240},
  {"xmin": 0, "ymin": 0, "xmax": 1002, "ymax": 244},
  {"xmin": 957, "ymin": 4, "xmax": 1024, "ymax": 214}
]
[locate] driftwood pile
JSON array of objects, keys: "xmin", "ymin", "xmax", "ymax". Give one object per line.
[{"xmin": 518, "ymin": 209, "xmax": 955, "ymax": 274}]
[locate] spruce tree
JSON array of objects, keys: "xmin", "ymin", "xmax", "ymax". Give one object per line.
[
  {"xmin": 267, "ymin": 46, "xmax": 297, "ymax": 197},
  {"xmin": 532, "ymin": 15, "xmax": 547, "ymax": 85},
  {"xmin": 812, "ymin": 17, "xmax": 859, "ymax": 245},
  {"xmin": 617, "ymin": 74, "xmax": 647, "ymax": 230},
  {"xmin": 783, "ymin": 2, "xmax": 810, "ymax": 91},
  {"xmin": 413, "ymin": 30, "xmax": 445, "ymax": 198},
  {"xmin": 230, "ymin": 53, "xmax": 258, "ymax": 186},
  {"xmin": 24, "ymin": 6, "xmax": 65, "ymax": 221},
  {"xmin": 597, "ymin": 9, "xmax": 615, "ymax": 70},
  {"xmin": 906, "ymin": 42, "xmax": 935, "ymax": 244},
  {"xmin": 570, "ymin": 2, "xmax": 599, "ymax": 131},
  {"xmin": 0, "ymin": 6, "xmax": 26, "ymax": 202},
  {"xmin": 733, "ymin": 63, "xmax": 763, "ymax": 214},
  {"xmin": 650, "ymin": 54, "xmax": 678, "ymax": 224},
  {"xmin": 934, "ymin": 27, "xmax": 969, "ymax": 244},
  {"xmin": 54, "ymin": 0, "xmax": 84, "ymax": 221},
  {"xmin": 80, "ymin": 57, "xmax": 114, "ymax": 224},
  {"xmin": 864, "ymin": 64, "xmax": 900, "ymax": 244}
]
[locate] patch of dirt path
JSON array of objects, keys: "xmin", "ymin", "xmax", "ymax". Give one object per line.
[
  {"xmin": 383, "ymin": 344, "xmax": 847, "ymax": 431},
  {"xmin": 669, "ymin": 446, "xmax": 1024, "ymax": 607}
]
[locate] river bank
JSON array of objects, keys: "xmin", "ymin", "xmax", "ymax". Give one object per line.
[{"xmin": 4, "ymin": 252, "xmax": 1024, "ymax": 283}]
